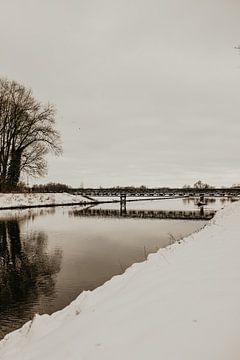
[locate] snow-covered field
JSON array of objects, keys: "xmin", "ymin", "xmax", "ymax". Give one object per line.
[
  {"xmin": 0, "ymin": 201, "xmax": 240, "ymax": 359},
  {"xmin": 0, "ymin": 192, "xmax": 89, "ymax": 209}
]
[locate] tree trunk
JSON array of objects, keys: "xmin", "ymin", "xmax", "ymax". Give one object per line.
[
  {"xmin": 7, "ymin": 149, "xmax": 23, "ymax": 190},
  {"xmin": 0, "ymin": 161, "xmax": 9, "ymax": 192}
]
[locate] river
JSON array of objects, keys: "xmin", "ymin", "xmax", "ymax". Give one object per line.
[{"xmin": 0, "ymin": 197, "xmax": 232, "ymax": 338}]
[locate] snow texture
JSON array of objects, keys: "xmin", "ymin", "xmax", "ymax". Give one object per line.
[
  {"xmin": 0, "ymin": 201, "xmax": 240, "ymax": 359},
  {"xmin": 0, "ymin": 193, "xmax": 88, "ymax": 209}
]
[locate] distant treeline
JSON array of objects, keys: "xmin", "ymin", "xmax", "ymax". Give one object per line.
[
  {"xmin": 32, "ymin": 182, "xmax": 71, "ymax": 193},
  {"xmin": 4, "ymin": 181, "xmax": 240, "ymax": 193}
]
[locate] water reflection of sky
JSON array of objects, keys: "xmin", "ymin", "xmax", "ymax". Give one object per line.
[{"xmin": 93, "ymin": 196, "xmax": 233, "ymax": 211}]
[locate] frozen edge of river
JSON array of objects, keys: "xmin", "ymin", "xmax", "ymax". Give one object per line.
[
  {"xmin": 0, "ymin": 201, "xmax": 240, "ymax": 360},
  {"xmin": 0, "ymin": 192, "xmax": 91, "ymax": 209}
]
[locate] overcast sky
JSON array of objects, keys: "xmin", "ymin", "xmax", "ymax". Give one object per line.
[{"xmin": 1, "ymin": 0, "xmax": 240, "ymax": 187}]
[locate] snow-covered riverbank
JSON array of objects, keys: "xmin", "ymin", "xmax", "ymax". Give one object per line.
[
  {"xmin": 0, "ymin": 192, "xmax": 91, "ymax": 209},
  {"xmin": 0, "ymin": 201, "xmax": 240, "ymax": 359}
]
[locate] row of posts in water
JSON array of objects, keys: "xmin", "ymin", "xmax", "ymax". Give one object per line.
[{"xmin": 119, "ymin": 194, "xmax": 209, "ymax": 218}]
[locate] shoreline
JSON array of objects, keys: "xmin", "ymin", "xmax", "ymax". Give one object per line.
[
  {"xmin": 0, "ymin": 201, "xmax": 239, "ymax": 359},
  {"xmin": 0, "ymin": 192, "xmax": 95, "ymax": 210},
  {"xmin": 0, "ymin": 201, "xmax": 97, "ymax": 211}
]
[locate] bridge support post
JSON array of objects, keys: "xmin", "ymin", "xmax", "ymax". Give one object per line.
[
  {"xmin": 199, "ymin": 206, "xmax": 204, "ymax": 217},
  {"xmin": 120, "ymin": 194, "xmax": 127, "ymax": 215}
]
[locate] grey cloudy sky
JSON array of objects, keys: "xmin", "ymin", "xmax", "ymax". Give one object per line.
[{"xmin": 1, "ymin": 0, "xmax": 240, "ymax": 187}]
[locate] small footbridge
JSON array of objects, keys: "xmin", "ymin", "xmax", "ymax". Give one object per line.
[{"xmin": 70, "ymin": 187, "xmax": 240, "ymax": 198}]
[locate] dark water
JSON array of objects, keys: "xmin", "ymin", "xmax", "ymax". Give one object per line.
[{"xmin": 0, "ymin": 197, "xmax": 231, "ymax": 338}]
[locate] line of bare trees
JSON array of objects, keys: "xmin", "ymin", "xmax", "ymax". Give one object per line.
[{"xmin": 0, "ymin": 78, "xmax": 62, "ymax": 191}]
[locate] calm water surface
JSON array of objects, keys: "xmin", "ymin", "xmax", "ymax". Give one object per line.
[{"xmin": 0, "ymin": 197, "xmax": 232, "ymax": 338}]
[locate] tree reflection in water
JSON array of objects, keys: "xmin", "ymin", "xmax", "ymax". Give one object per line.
[{"xmin": 0, "ymin": 218, "xmax": 62, "ymax": 337}]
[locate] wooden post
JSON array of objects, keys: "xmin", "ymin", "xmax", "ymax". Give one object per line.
[
  {"xmin": 199, "ymin": 206, "xmax": 204, "ymax": 217},
  {"xmin": 120, "ymin": 194, "xmax": 127, "ymax": 215}
]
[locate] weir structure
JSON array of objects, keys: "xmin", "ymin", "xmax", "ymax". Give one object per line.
[{"xmin": 70, "ymin": 208, "xmax": 216, "ymax": 221}]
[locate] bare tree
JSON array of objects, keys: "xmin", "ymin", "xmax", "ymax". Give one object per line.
[
  {"xmin": 193, "ymin": 180, "xmax": 214, "ymax": 189},
  {"xmin": 0, "ymin": 78, "xmax": 62, "ymax": 191}
]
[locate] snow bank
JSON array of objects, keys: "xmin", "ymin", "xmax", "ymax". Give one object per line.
[
  {"xmin": 0, "ymin": 201, "xmax": 240, "ymax": 359},
  {"xmin": 0, "ymin": 192, "xmax": 90, "ymax": 209}
]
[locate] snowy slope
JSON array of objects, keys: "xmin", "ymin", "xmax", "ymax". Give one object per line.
[
  {"xmin": 0, "ymin": 201, "xmax": 240, "ymax": 359},
  {"xmin": 0, "ymin": 192, "xmax": 89, "ymax": 208}
]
